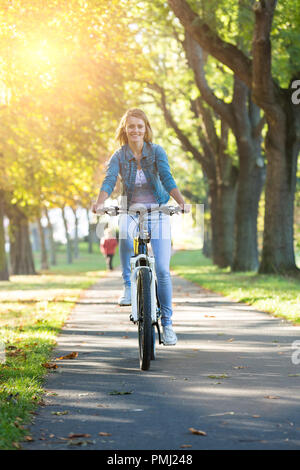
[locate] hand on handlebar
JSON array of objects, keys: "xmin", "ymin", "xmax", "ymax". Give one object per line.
[
  {"xmin": 180, "ymin": 203, "xmax": 191, "ymax": 214},
  {"xmin": 91, "ymin": 201, "xmax": 105, "ymax": 214}
]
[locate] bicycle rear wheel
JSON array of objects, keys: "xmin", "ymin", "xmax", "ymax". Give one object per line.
[{"xmin": 137, "ymin": 269, "xmax": 152, "ymax": 371}]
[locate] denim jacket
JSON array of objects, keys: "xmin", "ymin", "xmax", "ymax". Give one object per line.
[{"xmin": 100, "ymin": 142, "xmax": 177, "ymax": 207}]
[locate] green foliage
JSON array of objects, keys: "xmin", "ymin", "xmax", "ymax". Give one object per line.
[
  {"xmin": 0, "ymin": 0, "xmax": 144, "ymax": 217},
  {"xmin": 271, "ymin": 0, "xmax": 300, "ymax": 86}
]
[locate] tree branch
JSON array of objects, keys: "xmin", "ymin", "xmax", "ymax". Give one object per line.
[
  {"xmin": 252, "ymin": 0, "xmax": 278, "ymax": 107},
  {"xmin": 183, "ymin": 32, "xmax": 235, "ymax": 129},
  {"xmin": 147, "ymin": 82, "xmax": 212, "ymax": 173},
  {"xmin": 168, "ymin": 0, "xmax": 252, "ymax": 87}
]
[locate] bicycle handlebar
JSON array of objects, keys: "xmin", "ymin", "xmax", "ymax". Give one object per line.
[{"xmin": 95, "ymin": 205, "xmax": 184, "ymax": 217}]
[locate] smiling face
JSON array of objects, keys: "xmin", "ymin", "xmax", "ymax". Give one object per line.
[{"xmin": 125, "ymin": 116, "xmax": 146, "ymax": 147}]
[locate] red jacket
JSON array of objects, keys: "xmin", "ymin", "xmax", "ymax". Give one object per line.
[{"xmin": 100, "ymin": 238, "xmax": 118, "ymax": 255}]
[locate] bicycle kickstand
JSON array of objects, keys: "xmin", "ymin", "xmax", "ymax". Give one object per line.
[{"xmin": 154, "ymin": 321, "xmax": 163, "ymax": 345}]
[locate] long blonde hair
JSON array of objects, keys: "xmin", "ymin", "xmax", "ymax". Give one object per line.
[{"xmin": 115, "ymin": 108, "xmax": 153, "ymax": 145}]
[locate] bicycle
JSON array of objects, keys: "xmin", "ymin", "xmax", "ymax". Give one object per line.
[{"xmin": 96, "ymin": 204, "xmax": 183, "ymax": 371}]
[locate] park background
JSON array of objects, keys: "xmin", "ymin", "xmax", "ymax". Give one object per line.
[{"xmin": 0, "ymin": 0, "xmax": 299, "ymax": 449}]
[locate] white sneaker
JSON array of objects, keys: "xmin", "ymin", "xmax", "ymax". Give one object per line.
[
  {"xmin": 162, "ymin": 325, "xmax": 177, "ymax": 346},
  {"xmin": 118, "ymin": 285, "xmax": 131, "ymax": 306}
]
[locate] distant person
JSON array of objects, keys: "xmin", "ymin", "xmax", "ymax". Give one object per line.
[{"xmin": 100, "ymin": 227, "xmax": 118, "ymax": 271}]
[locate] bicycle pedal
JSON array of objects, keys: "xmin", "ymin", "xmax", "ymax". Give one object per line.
[{"xmin": 129, "ymin": 314, "xmax": 137, "ymax": 324}]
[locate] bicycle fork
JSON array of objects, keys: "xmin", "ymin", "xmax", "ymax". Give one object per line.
[{"xmin": 129, "ymin": 255, "xmax": 163, "ymax": 344}]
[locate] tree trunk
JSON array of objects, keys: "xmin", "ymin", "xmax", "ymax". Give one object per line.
[
  {"xmin": 202, "ymin": 191, "xmax": 212, "ymax": 258},
  {"xmin": 259, "ymin": 100, "xmax": 299, "ymax": 274},
  {"xmin": 209, "ymin": 184, "xmax": 220, "ymax": 264},
  {"xmin": 210, "ymin": 180, "xmax": 237, "ymax": 268},
  {"xmin": 7, "ymin": 205, "xmax": 36, "ymax": 275},
  {"xmin": 86, "ymin": 208, "xmax": 93, "ymax": 254},
  {"xmin": 232, "ymin": 155, "xmax": 264, "ymax": 271},
  {"xmin": 72, "ymin": 208, "xmax": 79, "ymax": 259},
  {"xmin": 0, "ymin": 192, "xmax": 9, "ymax": 280},
  {"xmin": 37, "ymin": 216, "xmax": 49, "ymax": 270},
  {"xmin": 231, "ymin": 80, "xmax": 266, "ymax": 271},
  {"xmin": 202, "ymin": 222, "xmax": 212, "ymax": 258},
  {"xmin": 216, "ymin": 183, "xmax": 237, "ymax": 268},
  {"xmin": 61, "ymin": 207, "xmax": 73, "ymax": 264},
  {"xmin": 45, "ymin": 208, "xmax": 56, "ymax": 265}
]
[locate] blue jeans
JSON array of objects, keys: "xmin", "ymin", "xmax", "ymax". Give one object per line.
[{"xmin": 118, "ymin": 212, "xmax": 173, "ymax": 327}]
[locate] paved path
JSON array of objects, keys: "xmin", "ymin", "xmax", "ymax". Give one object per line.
[{"xmin": 23, "ymin": 269, "xmax": 300, "ymax": 450}]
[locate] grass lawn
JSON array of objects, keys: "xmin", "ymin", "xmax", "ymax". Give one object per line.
[
  {"xmin": 171, "ymin": 249, "xmax": 300, "ymax": 324},
  {"xmin": 0, "ymin": 242, "xmax": 112, "ymax": 449}
]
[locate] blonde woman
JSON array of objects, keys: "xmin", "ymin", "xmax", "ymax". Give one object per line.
[{"xmin": 92, "ymin": 108, "xmax": 188, "ymax": 345}]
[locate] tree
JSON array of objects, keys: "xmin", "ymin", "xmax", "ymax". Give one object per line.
[
  {"xmin": 168, "ymin": 0, "xmax": 300, "ymax": 274},
  {"xmin": 0, "ymin": 0, "xmax": 146, "ymax": 275},
  {"xmin": 182, "ymin": 35, "xmax": 265, "ymax": 271},
  {"xmin": 149, "ymin": 81, "xmax": 238, "ymax": 267}
]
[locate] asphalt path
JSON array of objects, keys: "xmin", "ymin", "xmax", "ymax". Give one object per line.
[{"xmin": 23, "ymin": 268, "xmax": 300, "ymax": 450}]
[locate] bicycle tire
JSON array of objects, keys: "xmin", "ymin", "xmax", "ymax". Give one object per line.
[
  {"xmin": 151, "ymin": 325, "xmax": 156, "ymax": 360},
  {"xmin": 137, "ymin": 268, "xmax": 152, "ymax": 371}
]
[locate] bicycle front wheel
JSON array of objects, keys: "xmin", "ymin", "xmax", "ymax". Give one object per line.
[{"xmin": 137, "ymin": 268, "xmax": 152, "ymax": 371}]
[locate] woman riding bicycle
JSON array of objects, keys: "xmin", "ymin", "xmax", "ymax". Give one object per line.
[{"xmin": 92, "ymin": 108, "xmax": 188, "ymax": 345}]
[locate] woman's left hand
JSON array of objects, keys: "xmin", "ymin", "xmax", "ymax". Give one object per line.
[{"xmin": 180, "ymin": 203, "xmax": 191, "ymax": 213}]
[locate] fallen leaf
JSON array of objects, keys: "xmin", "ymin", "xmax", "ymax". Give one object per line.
[
  {"xmin": 122, "ymin": 336, "xmax": 129, "ymax": 339},
  {"xmin": 42, "ymin": 362, "xmax": 58, "ymax": 369},
  {"xmin": 189, "ymin": 428, "xmax": 207, "ymax": 436},
  {"xmin": 12, "ymin": 442, "xmax": 22, "ymax": 449},
  {"xmin": 264, "ymin": 395, "xmax": 280, "ymax": 400},
  {"xmin": 98, "ymin": 432, "xmax": 112, "ymax": 436},
  {"xmin": 51, "ymin": 411, "xmax": 69, "ymax": 415},
  {"xmin": 14, "ymin": 421, "xmax": 25, "ymax": 430},
  {"xmin": 180, "ymin": 444, "xmax": 192, "ymax": 448},
  {"xmin": 24, "ymin": 436, "xmax": 34, "ymax": 442},
  {"xmin": 233, "ymin": 366, "xmax": 246, "ymax": 369},
  {"xmin": 227, "ymin": 338, "xmax": 235, "ymax": 342},
  {"xmin": 252, "ymin": 415, "xmax": 261, "ymax": 418},
  {"xmin": 68, "ymin": 433, "xmax": 91, "ymax": 439},
  {"xmin": 56, "ymin": 352, "xmax": 78, "ymax": 360}
]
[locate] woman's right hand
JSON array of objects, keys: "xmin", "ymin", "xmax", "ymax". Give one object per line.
[{"xmin": 91, "ymin": 201, "xmax": 105, "ymax": 214}]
